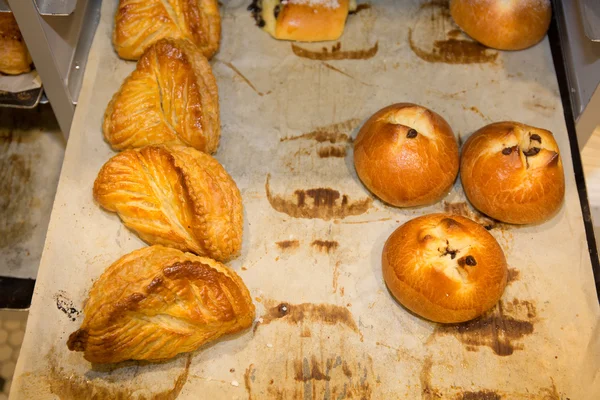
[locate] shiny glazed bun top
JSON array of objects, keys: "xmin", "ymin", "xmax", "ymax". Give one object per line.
[
  {"xmin": 450, "ymin": 0, "xmax": 552, "ymax": 50},
  {"xmin": 353, "ymin": 103, "xmax": 459, "ymax": 207},
  {"xmin": 382, "ymin": 214, "xmax": 508, "ymax": 323},
  {"xmin": 460, "ymin": 121, "xmax": 565, "ymax": 224}
]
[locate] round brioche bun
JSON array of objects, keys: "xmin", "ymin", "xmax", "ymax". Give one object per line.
[
  {"xmin": 382, "ymin": 213, "xmax": 508, "ymax": 323},
  {"xmin": 450, "ymin": 0, "xmax": 552, "ymax": 50},
  {"xmin": 460, "ymin": 121, "xmax": 565, "ymax": 225},
  {"xmin": 353, "ymin": 103, "xmax": 459, "ymax": 207}
]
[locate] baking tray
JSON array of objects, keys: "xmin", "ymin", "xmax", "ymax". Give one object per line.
[{"xmin": 10, "ymin": 0, "xmax": 600, "ymax": 398}]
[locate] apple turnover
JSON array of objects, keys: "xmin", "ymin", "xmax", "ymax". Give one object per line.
[
  {"xmin": 113, "ymin": 0, "xmax": 220, "ymax": 60},
  {"xmin": 93, "ymin": 145, "xmax": 243, "ymax": 262},
  {"xmin": 104, "ymin": 39, "xmax": 220, "ymax": 154},
  {"xmin": 67, "ymin": 245, "xmax": 255, "ymax": 363}
]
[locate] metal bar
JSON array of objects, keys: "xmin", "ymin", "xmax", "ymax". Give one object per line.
[
  {"xmin": 8, "ymin": 0, "xmax": 74, "ymax": 138},
  {"xmin": 0, "ymin": 0, "xmax": 76, "ymax": 16}
]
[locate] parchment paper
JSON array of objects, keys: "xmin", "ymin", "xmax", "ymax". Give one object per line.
[
  {"xmin": 10, "ymin": 0, "xmax": 600, "ymax": 399},
  {"xmin": 0, "ymin": 71, "xmax": 41, "ymax": 93}
]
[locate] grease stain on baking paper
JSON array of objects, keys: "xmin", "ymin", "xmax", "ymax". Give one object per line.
[
  {"xmin": 431, "ymin": 299, "xmax": 537, "ymax": 356},
  {"xmin": 280, "ymin": 118, "xmax": 360, "ymax": 144},
  {"xmin": 507, "ymin": 268, "xmax": 520, "ymax": 285},
  {"xmin": 350, "ymin": 3, "xmax": 371, "ymax": 14},
  {"xmin": 24, "ymin": 348, "xmax": 191, "ymax": 399},
  {"xmin": 311, "ymin": 240, "xmax": 339, "ymax": 253},
  {"xmin": 218, "ymin": 60, "xmax": 271, "ymax": 96},
  {"xmin": 420, "ymin": 355, "xmax": 562, "ymax": 399},
  {"xmin": 245, "ymin": 355, "xmax": 373, "ymax": 399},
  {"xmin": 254, "ymin": 300, "xmax": 360, "ymax": 335},
  {"xmin": 276, "ymin": 239, "xmax": 300, "ymax": 251},
  {"xmin": 53, "ymin": 290, "xmax": 81, "ymax": 321},
  {"xmin": 292, "ymin": 41, "xmax": 379, "ymax": 60},
  {"xmin": 408, "ymin": 0, "xmax": 498, "ymax": 64},
  {"xmin": 443, "ymin": 201, "xmax": 500, "ymax": 231},
  {"xmin": 265, "ymin": 174, "xmax": 372, "ymax": 220}
]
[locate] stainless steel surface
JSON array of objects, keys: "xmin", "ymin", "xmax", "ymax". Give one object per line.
[
  {"xmin": 554, "ymin": 0, "xmax": 600, "ymax": 149},
  {"xmin": 0, "ymin": 87, "xmax": 44, "ymax": 109},
  {"xmin": 581, "ymin": 0, "xmax": 600, "ymax": 42},
  {"xmin": 8, "ymin": 0, "xmax": 75, "ymax": 137},
  {"xmin": 0, "ymin": 0, "xmax": 75, "ymax": 16}
]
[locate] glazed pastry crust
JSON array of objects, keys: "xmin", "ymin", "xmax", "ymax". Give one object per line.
[
  {"xmin": 113, "ymin": 0, "xmax": 220, "ymax": 60},
  {"xmin": 103, "ymin": 39, "xmax": 220, "ymax": 154},
  {"xmin": 67, "ymin": 245, "xmax": 255, "ymax": 363},
  {"xmin": 93, "ymin": 145, "xmax": 243, "ymax": 261},
  {"xmin": 0, "ymin": 14, "xmax": 32, "ymax": 75},
  {"xmin": 460, "ymin": 121, "xmax": 564, "ymax": 224}
]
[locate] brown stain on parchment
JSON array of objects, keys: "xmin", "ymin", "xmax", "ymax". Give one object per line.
[
  {"xmin": 321, "ymin": 62, "xmax": 374, "ymax": 87},
  {"xmin": 408, "ymin": 1, "xmax": 498, "ymax": 64},
  {"xmin": 265, "ymin": 174, "xmax": 372, "ymax": 220},
  {"xmin": 276, "ymin": 240, "xmax": 300, "ymax": 251},
  {"xmin": 463, "ymin": 105, "xmax": 492, "ymax": 122},
  {"xmin": 350, "ymin": 3, "xmax": 371, "ymax": 14},
  {"xmin": 219, "ymin": 60, "xmax": 270, "ymax": 96},
  {"xmin": 432, "ymin": 299, "xmax": 537, "ymax": 356},
  {"xmin": 255, "ymin": 300, "xmax": 360, "ymax": 335},
  {"xmin": 311, "ymin": 240, "xmax": 339, "ymax": 253},
  {"xmin": 40, "ymin": 348, "xmax": 191, "ymax": 400},
  {"xmin": 317, "ymin": 146, "xmax": 347, "ymax": 158},
  {"xmin": 292, "ymin": 42, "xmax": 379, "ymax": 60},
  {"xmin": 280, "ymin": 118, "xmax": 360, "ymax": 144},
  {"xmin": 0, "ymin": 131, "xmax": 34, "ymax": 248},
  {"xmin": 460, "ymin": 391, "xmax": 502, "ymax": 400},
  {"xmin": 507, "ymin": 268, "xmax": 520, "ymax": 285},
  {"xmin": 443, "ymin": 201, "xmax": 500, "ymax": 231}
]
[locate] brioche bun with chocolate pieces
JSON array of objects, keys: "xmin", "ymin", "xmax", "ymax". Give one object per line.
[
  {"xmin": 450, "ymin": 0, "xmax": 552, "ymax": 51},
  {"xmin": 353, "ymin": 103, "xmax": 459, "ymax": 207},
  {"xmin": 252, "ymin": 0, "xmax": 357, "ymax": 42},
  {"xmin": 382, "ymin": 214, "xmax": 508, "ymax": 323},
  {"xmin": 460, "ymin": 122, "xmax": 565, "ymax": 224}
]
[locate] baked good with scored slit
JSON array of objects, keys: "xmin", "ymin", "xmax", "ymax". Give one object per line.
[
  {"xmin": 353, "ymin": 103, "xmax": 459, "ymax": 207},
  {"xmin": 249, "ymin": 0, "xmax": 357, "ymax": 42},
  {"xmin": 103, "ymin": 38, "xmax": 220, "ymax": 154},
  {"xmin": 0, "ymin": 14, "xmax": 32, "ymax": 75},
  {"xmin": 67, "ymin": 245, "xmax": 255, "ymax": 363},
  {"xmin": 450, "ymin": 0, "xmax": 551, "ymax": 51},
  {"xmin": 460, "ymin": 121, "xmax": 565, "ymax": 224},
  {"xmin": 382, "ymin": 213, "xmax": 508, "ymax": 323},
  {"xmin": 93, "ymin": 145, "xmax": 243, "ymax": 262},
  {"xmin": 113, "ymin": 0, "xmax": 220, "ymax": 60}
]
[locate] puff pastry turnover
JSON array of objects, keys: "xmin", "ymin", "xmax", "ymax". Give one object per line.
[
  {"xmin": 113, "ymin": 0, "xmax": 220, "ymax": 60},
  {"xmin": 104, "ymin": 39, "xmax": 220, "ymax": 154},
  {"xmin": 94, "ymin": 145, "xmax": 243, "ymax": 261},
  {"xmin": 67, "ymin": 245, "xmax": 255, "ymax": 363},
  {"xmin": 0, "ymin": 14, "xmax": 32, "ymax": 75}
]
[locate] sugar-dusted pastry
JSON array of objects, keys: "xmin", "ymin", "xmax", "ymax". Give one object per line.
[
  {"xmin": 249, "ymin": 0, "xmax": 357, "ymax": 42},
  {"xmin": 67, "ymin": 245, "xmax": 255, "ymax": 363},
  {"xmin": 113, "ymin": 0, "xmax": 220, "ymax": 60},
  {"xmin": 0, "ymin": 14, "xmax": 32, "ymax": 75},
  {"xmin": 93, "ymin": 145, "xmax": 243, "ymax": 261},
  {"xmin": 460, "ymin": 122, "xmax": 565, "ymax": 224},
  {"xmin": 104, "ymin": 39, "xmax": 220, "ymax": 154}
]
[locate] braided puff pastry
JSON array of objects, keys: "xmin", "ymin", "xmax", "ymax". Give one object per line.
[
  {"xmin": 94, "ymin": 145, "xmax": 243, "ymax": 262},
  {"xmin": 0, "ymin": 14, "xmax": 32, "ymax": 75},
  {"xmin": 250, "ymin": 0, "xmax": 357, "ymax": 42},
  {"xmin": 67, "ymin": 245, "xmax": 255, "ymax": 363},
  {"xmin": 113, "ymin": 0, "xmax": 220, "ymax": 60},
  {"xmin": 104, "ymin": 39, "xmax": 220, "ymax": 154}
]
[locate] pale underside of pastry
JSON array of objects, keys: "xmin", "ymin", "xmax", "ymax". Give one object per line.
[
  {"xmin": 103, "ymin": 38, "xmax": 220, "ymax": 154},
  {"xmin": 0, "ymin": 14, "xmax": 32, "ymax": 75},
  {"xmin": 113, "ymin": 0, "xmax": 221, "ymax": 60},
  {"xmin": 93, "ymin": 145, "xmax": 243, "ymax": 262},
  {"xmin": 67, "ymin": 245, "xmax": 255, "ymax": 363}
]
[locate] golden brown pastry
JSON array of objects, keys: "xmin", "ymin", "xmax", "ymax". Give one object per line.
[
  {"xmin": 113, "ymin": 0, "xmax": 220, "ymax": 60},
  {"xmin": 0, "ymin": 14, "xmax": 32, "ymax": 75},
  {"xmin": 353, "ymin": 103, "xmax": 459, "ymax": 207},
  {"xmin": 450, "ymin": 0, "xmax": 551, "ymax": 51},
  {"xmin": 104, "ymin": 39, "xmax": 220, "ymax": 154},
  {"xmin": 382, "ymin": 214, "xmax": 508, "ymax": 323},
  {"xmin": 249, "ymin": 0, "xmax": 357, "ymax": 42},
  {"xmin": 460, "ymin": 122, "xmax": 565, "ymax": 224},
  {"xmin": 67, "ymin": 245, "xmax": 255, "ymax": 363},
  {"xmin": 94, "ymin": 145, "xmax": 243, "ymax": 262}
]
